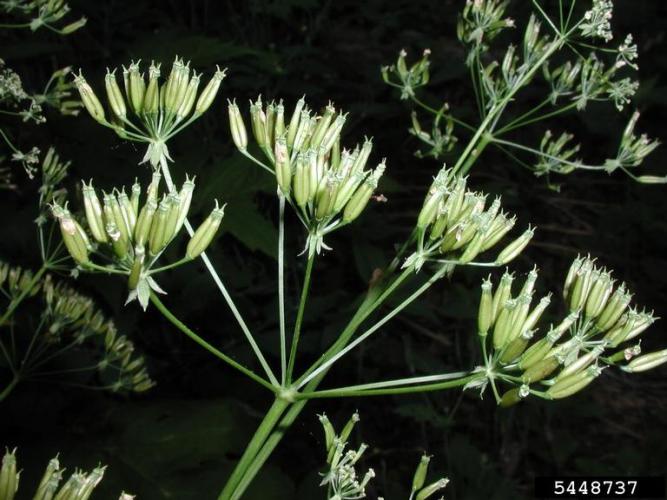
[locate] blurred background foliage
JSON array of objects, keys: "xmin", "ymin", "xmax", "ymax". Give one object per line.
[{"xmin": 1, "ymin": 0, "xmax": 666, "ymax": 498}]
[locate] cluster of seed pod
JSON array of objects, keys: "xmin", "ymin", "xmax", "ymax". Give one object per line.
[
  {"xmin": 51, "ymin": 172, "xmax": 224, "ymax": 295},
  {"xmin": 478, "ymin": 267, "xmax": 552, "ymax": 364},
  {"xmin": 319, "ymin": 412, "xmax": 375, "ymax": 500},
  {"xmin": 229, "ymin": 97, "xmax": 386, "ymax": 231},
  {"xmin": 0, "ymin": 449, "xmax": 134, "ymax": 500},
  {"xmin": 478, "ymin": 256, "xmax": 664, "ymax": 406},
  {"xmin": 0, "ymin": 262, "xmax": 43, "ymax": 299},
  {"xmin": 415, "ymin": 167, "xmax": 534, "ymax": 266},
  {"xmin": 74, "ymin": 57, "xmax": 225, "ymax": 166},
  {"xmin": 42, "ymin": 279, "xmax": 154, "ymax": 392}
]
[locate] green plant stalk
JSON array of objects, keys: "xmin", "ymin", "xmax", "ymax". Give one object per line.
[
  {"xmin": 455, "ymin": 35, "xmax": 566, "ymax": 177},
  {"xmin": 278, "ymin": 195, "xmax": 287, "ymax": 385},
  {"xmin": 218, "ymin": 397, "xmax": 290, "ymax": 500},
  {"xmin": 159, "ymin": 156, "xmax": 279, "ymax": 387},
  {"xmin": 220, "ymin": 281, "xmax": 388, "ymax": 499},
  {"xmin": 0, "ymin": 375, "xmax": 19, "ymax": 403},
  {"xmin": 225, "ymin": 265, "xmax": 448, "ymax": 499},
  {"xmin": 297, "ymin": 264, "xmax": 450, "ymax": 389},
  {"xmin": 0, "ymin": 264, "xmax": 47, "ymax": 328},
  {"xmin": 149, "ymin": 293, "xmax": 277, "ymax": 393},
  {"xmin": 299, "ymin": 372, "xmax": 483, "ymax": 398},
  {"xmin": 285, "ymin": 252, "xmax": 315, "ymax": 383}
]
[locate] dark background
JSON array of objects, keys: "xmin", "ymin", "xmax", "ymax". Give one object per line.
[{"xmin": 2, "ymin": 1, "xmax": 667, "ymax": 498}]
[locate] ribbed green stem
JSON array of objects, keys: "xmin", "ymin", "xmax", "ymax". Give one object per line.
[
  {"xmin": 285, "ymin": 252, "xmax": 314, "ymax": 383},
  {"xmin": 218, "ymin": 398, "xmax": 290, "ymax": 500},
  {"xmin": 159, "ymin": 156, "xmax": 279, "ymax": 387},
  {"xmin": 150, "ymin": 294, "xmax": 277, "ymax": 393}
]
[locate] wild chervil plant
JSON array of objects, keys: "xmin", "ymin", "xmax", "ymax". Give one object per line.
[{"xmin": 13, "ymin": 0, "xmax": 662, "ymax": 498}]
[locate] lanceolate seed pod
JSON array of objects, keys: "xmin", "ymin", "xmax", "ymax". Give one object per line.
[
  {"xmin": 315, "ymin": 177, "xmax": 339, "ymax": 219},
  {"xmin": 52, "ymin": 204, "xmax": 90, "ymax": 265},
  {"xmin": 596, "ymin": 285, "xmax": 631, "ymax": 332},
  {"xmin": 34, "ymin": 457, "xmax": 62, "ymax": 500},
  {"xmin": 77, "ymin": 465, "xmax": 106, "ymax": 500},
  {"xmin": 275, "ymin": 136, "xmax": 291, "ymax": 194},
  {"xmin": 74, "ymin": 72, "xmax": 105, "ymax": 122},
  {"xmin": 333, "ymin": 171, "xmax": 366, "ymax": 213},
  {"xmin": 176, "ymin": 71, "xmax": 201, "ymax": 120},
  {"xmin": 107, "ymin": 220, "xmax": 128, "ymax": 259},
  {"xmin": 493, "ymin": 298, "xmax": 517, "ymax": 350},
  {"xmin": 495, "ymin": 226, "xmax": 534, "ymax": 265},
  {"xmin": 492, "ymin": 271, "xmax": 513, "ymax": 322},
  {"xmin": 249, "ymin": 97, "xmax": 267, "ymax": 147},
  {"xmin": 274, "ymin": 101, "xmax": 285, "ymax": 139},
  {"xmin": 287, "ymin": 96, "xmax": 306, "ymax": 149},
  {"xmin": 265, "ymin": 101, "xmax": 276, "ymax": 146},
  {"xmin": 557, "ymin": 345, "xmax": 605, "ymax": 381},
  {"xmin": 118, "ymin": 189, "xmax": 137, "ymax": 234},
  {"xmin": 343, "ymin": 161, "xmax": 385, "ymax": 223},
  {"xmin": 0, "ymin": 449, "xmax": 19, "ymax": 500},
  {"xmin": 318, "ymin": 414, "xmax": 335, "ymax": 455},
  {"xmin": 412, "ymin": 455, "xmax": 431, "ymax": 493},
  {"xmin": 521, "ymin": 295, "xmax": 552, "ymax": 334},
  {"xmin": 186, "ymin": 201, "xmax": 225, "ymax": 259},
  {"xmin": 458, "ymin": 230, "xmax": 486, "ymax": 263},
  {"xmin": 481, "ymin": 214, "xmax": 515, "ymax": 251},
  {"xmin": 134, "ymin": 199, "xmax": 157, "ymax": 247},
  {"xmin": 147, "ymin": 171, "xmax": 162, "ymax": 204},
  {"xmin": 175, "ymin": 176, "xmax": 195, "ymax": 234},
  {"xmin": 127, "ymin": 61, "xmax": 145, "ymax": 115},
  {"xmin": 195, "ymin": 66, "xmax": 226, "ymax": 115},
  {"xmin": 293, "ymin": 152, "xmax": 310, "ymax": 206},
  {"xmin": 417, "ymin": 191, "xmax": 443, "ymax": 229},
  {"xmin": 310, "ymin": 104, "xmax": 335, "ymax": 149},
  {"xmin": 320, "ymin": 113, "xmax": 346, "ymax": 154},
  {"xmin": 500, "ymin": 329, "xmax": 535, "ymax": 364},
  {"xmin": 519, "ymin": 336, "xmax": 553, "ymax": 370},
  {"xmin": 623, "ymin": 348, "xmax": 667, "ymax": 373},
  {"xmin": 128, "ymin": 245, "xmax": 145, "ymax": 290},
  {"xmin": 292, "ymin": 109, "xmax": 312, "ymax": 153},
  {"xmin": 131, "ymin": 180, "xmax": 141, "ymax": 216},
  {"xmin": 547, "ymin": 365, "xmax": 602, "ymax": 399},
  {"xmin": 228, "ymin": 100, "xmax": 248, "ymax": 150},
  {"xmin": 106, "ymin": 193, "xmax": 131, "ymax": 246},
  {"xmin": 149, "ymin": 197, "xmax": 170, "ymax": 255},
  {"xmin": 143, "ymin": 62, "xmax": 161, "ymax": 116},
  {"xmin": 569, "ymin": 258, "xmax": 594, "ymax": 312},
  {"xmin": 82, "ymin": 181, "xmax": 107, "ymax": 243},
  {"xmin": 339, "ymin": 411, "xmax": 360, "ymax": 444},
  {"xmin": 415, "ymin": 478, "xmax": 449, "ymax": 500},
  {"xmin": 171, "ymin": 62, "xmax": 192, "ymax": 116},
  {"xmin": 522, "ymin": 356, "xmax": 560, "ymax": 383},
  {"xmin": 499, "ymin": 385, "xmax": 529, "ymax": 407},
  {"xmin": 105, "ymin": 69, "xmax": 126, "ymax": 119},
  {"xmin": 478, "ymin": 278, "xmax": 493, "ymax": 336},
  {"xmin": 162, "ymin": 193, "xmax": 182, "ymax": 247}
]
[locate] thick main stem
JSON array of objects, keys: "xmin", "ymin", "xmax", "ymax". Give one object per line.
[
  {"xmin": 223, "ymin": 273, "xmax": 410, "ymax": 499},
  {"xmin": 285, "ymin": 252, "xmax": 314, "ymax": 383},
  {"xmin": 218, "ymin": 398, "xmax": 290, "ymax": 500},
  {"xmin": 158, "ymin": 156, "xmax": 279, "ymax": 387}
]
